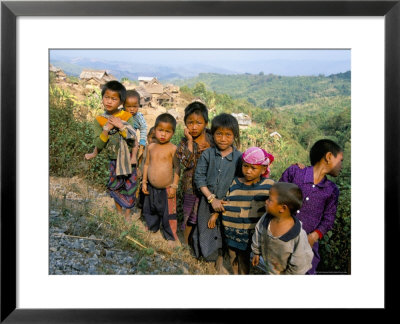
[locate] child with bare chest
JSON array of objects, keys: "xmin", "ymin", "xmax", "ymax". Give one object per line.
[
  {"xmin": 142, "ymin": 113, "xmax": 180, "ymax": 243},
  {"xmin": 145, "ymin": 142, "xmax": 176, "ymax": 189}
]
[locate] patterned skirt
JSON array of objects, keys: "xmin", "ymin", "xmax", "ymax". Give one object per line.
[
  {"xmin": 181, "ymin": 193, "xmax": 200, "ymax": 230},
  {"xmin": 107, "ymin": 160, "xmax": 137, "ymax": 209}
]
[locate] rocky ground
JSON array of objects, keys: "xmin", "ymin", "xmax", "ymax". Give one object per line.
[
  {"xmin": 49, "ymin": 216, "xmax": 192, "ymax": 275},
  {"xmin": 49, "ymin": 177, "xmax": 221, "ymax": 275}
]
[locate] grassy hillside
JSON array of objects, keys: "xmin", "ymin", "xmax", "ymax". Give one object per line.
[
  {"xmin": 49, "ymin": 70, "xmax": 351, "ymax": 274},
  {"xmin": 175, "ymin": 71, "xmax": 350, "ymax": 108}
]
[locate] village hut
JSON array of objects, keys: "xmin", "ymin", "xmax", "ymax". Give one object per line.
[
  {"xmin": 80, "ymin": 69, "xmax": 117, "ymax": 87},
  {"xmin": 232, "ymin": 113, "xmax": 252, "ymax": 128},
  {"xmin": 49, "ymin": 64, "xmax": 67, "ymax": 82},
  {"xmin": 135, "ymin": 86, "xmax": 152, "ymax": 107},
  {"xmin": 157, "ymin": 91, "xmax": 174, "ymax": 106},
  {"xmin": 165, "ymin": 84, "xmax": 180, "ymax": 94},
  {"xmin": 138, "ymin": 77, "xmax": 163, "ymax": 96},
  {"xmin": 138, "ymin": 76, "xmax": 155, "ymax": 86}
]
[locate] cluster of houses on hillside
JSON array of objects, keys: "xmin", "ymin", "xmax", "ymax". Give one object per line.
[
  {"xmin": 49, "ymin": 64, "xmax": 180, "ymax": 109},
  {"xmin": 49, "ymin": 64, "xmax": 281, "ymax": 138}
]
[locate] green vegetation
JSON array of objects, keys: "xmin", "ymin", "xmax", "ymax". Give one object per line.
[
  {"xmin": 180, "ymin": 77, "xmax": 351, "ymax": 274},
  {"xmin": 50, "ymin": 70, "xmax": 351, "ymax": 274},
  {"xmin": 177, "ymin": 71, "xmax": 350, "ymax": 108}
]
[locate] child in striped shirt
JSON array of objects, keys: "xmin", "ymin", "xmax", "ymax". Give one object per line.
[{"xmin": 208, "ymin": 146, "xmax": 275, "ymax": 274}]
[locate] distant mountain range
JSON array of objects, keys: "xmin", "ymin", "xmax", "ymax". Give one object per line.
[
  {"xmin": 50, "ymin": 54, "xmax": 350, "ymax": 82},
  {"xmin": 50, "ymin": 55, "xmax": 235, "ymax": 81}
]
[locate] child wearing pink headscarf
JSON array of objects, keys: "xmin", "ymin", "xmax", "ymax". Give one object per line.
[{"xmin": 208, "ymin": 146, "xmax": 275, "ymax": 274}]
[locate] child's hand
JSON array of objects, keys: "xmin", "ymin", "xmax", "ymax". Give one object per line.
[
  {"xmin": 211, "ymin": 199, "xmax": 227, "ymax": 212},
  {"xmin": 307, "ymin": 232, "xmax": 319, "ymax": 247},
  {"xmin": 252, "ymin": 255, "xmax": 260, "ymax": 266},
  {"xmin": 136, "ymin": 168, "xmax": 142, "ymax": 178},
  {"xmin": 138, "ymin": 145, "xmax": 144, "ymax": 159},
  {"xmin": 105, "ymin": 122, "xmax": 115, "ymax": 131},
  {"xmin": 184, "ymin": 127, "xmax": 193, "ymax": 142},
  {"xmin": 108, "ymin": 116, "xmax": 123, "ymax": 129},
  {"xmin": 142, "ymin": 183, "xmax": 149, "ymax": 195},
  {"xmin": 207, "ymin": 213, "xmax": 219, "ymax": 229},
  {"xmin": 294, "ymin": 162, "xmax": 306, "ymax": 169},
  {"xmin": 167, "ymin": 187, "xmax": 176, "ymax": 199}
]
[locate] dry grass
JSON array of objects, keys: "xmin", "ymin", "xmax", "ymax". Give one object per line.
[{"xmin": 49, "ymin": 176, "xmax": 222, "ymax": 275}]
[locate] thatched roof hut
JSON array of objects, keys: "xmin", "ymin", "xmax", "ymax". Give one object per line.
[
  {"xmin": 49, "ymin": 64, "xmax": 67, "ymax": 81},
  {"xmin": 80, "ymin": 69, "xmax": 117, "ymax": 83},
  {"xmin": 138, "ymin": 77, "xmax": 164, "ymax": 94},
  {"xmin": 134, "ymin": 86, "xmax": 152, "ymax": 106}
]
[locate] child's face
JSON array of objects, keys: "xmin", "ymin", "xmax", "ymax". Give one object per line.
[
  {"xmin": 125, "ymin": 96, "xmax": 140, "ymax": 116},
  {"xmin": 327, "ymin": 151, "xmax": 343, "ymax": 177},
  {"xmin": 147, "ymin": 131, "xmax": 157, "ymax": 144},
  {"xmin": 213, "ymin": 127, "xmax": 234, "ymax": 151},
  {"xmin": 265, "ymin": 188, "xmax": 282, "ymax": 216},
  {"xmin": 155, "ymin": 122, "xmax": 174, "ymax": 144},
  {"xmin": 242, "ymin": 162, "xmax": 267, "ymax": 182},
  {"xmin": 102, "ymin": 89, "xmax": 121, "ymax": 114},
  {"xmin": 185, "ymin": 113, "xmax": 207, "ymax": 139}
]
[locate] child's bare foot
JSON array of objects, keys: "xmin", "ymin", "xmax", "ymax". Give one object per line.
[
  {"xmin": 131, "ymin": 210, "xmax": 141, "ymax": 221},
  {"xmin": 167, "ymin": 239, "xmax": 181, "ymax": 249},
  {"xmin": 215, "ymin": 255, "xmax": 229, "ymax": 274},
  {"xmin": 167, "ymin": 240, "xmax": 176, "ymax": 248},
  {"xmin": 124, "ymin": 215, "xmax": 132, "ymax": 224},
  {"xmin": 85, "ymin": 152, "xmax": 97, "ymax": 160}
]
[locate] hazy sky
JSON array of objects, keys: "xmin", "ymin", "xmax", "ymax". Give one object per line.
[
  {"xmin": 50, "ymin": 49, "xmax": 350, "ymax": 75},
  {"xmin": 52, "ymin": 49, "xmax": 349, "ymax": 63}
]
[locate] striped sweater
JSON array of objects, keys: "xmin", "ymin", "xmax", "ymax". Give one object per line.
[
  {"xmin": 222, "ymin": 177, "xmax": 275, "ymax": 251},
  {"xmin": 131, "ymin": 112, "xmax": 148, "ymax": 146}
]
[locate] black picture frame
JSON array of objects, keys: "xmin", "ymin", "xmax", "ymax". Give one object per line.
[{"xmin": 1, "ymin": 0, "xmax": 398, "ymax": 321}]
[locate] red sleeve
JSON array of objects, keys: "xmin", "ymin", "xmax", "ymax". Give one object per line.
[{"xmin": 315, "ymin": 229, "xmax": 323, "ymax": 239}]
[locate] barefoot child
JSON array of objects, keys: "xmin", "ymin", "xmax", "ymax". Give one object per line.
[
  {"xmin": 208, "ymin": 147, "xmax": 275, "ymax": 274},
  {"xmin": 279, "ymin": 139, "xmax": 343, "ymax": 274},
  {"xmin": 176, "ymin": 101, "xmax": 214, "ymax": 245},
  {"xmin": 193, "ymin": 113, "xmax": 242, "ymax": 272},
  {"xmin": 88, "ymin": 81, "xmax": 138, "ymax": 221},
  {"xmin": 142, "ymin": 113, "xmax": 180, "ymax": 242},
  {"xmin": 251, "ymin": 182, "xmax": 313, "ymax": 274}
]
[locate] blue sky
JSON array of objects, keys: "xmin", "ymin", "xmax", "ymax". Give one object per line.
[{"xmin": 50, "ymin": 49, "xmax": 350, "ymax": 76}]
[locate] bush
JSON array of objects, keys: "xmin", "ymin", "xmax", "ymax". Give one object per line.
[
  {"xmin": 318, "ymin": 173, "xmax": 351, "ymax": 274},
  {"xmin": 49, "ymin": 85, "xmax": 109, "ymax": 188}
]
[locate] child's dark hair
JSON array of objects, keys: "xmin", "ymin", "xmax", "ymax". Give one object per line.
[
  {"xmin": 101, "ymin": 80, "xmax": 126, "ymax": 103},
  {"xmin": 184, "ymin": 101, "xmax": 209, "ymax": 124},
  {"xmin": 211, "ymin": 113, "xmax": 240, "ymax": 148},
  {"xmin": 310, "ymin": 139, "xmax": 342, "ymax": 166},
  {"xmin": 272, "ymin": 182, "xmax": 303, "ymax": 216},
  {"xmin": 154, "ymin": 113, "xmax": 176, "ymax": 132},
  {"xmin": 125, "ymin": 90, "xmax": 141, "ymax": 107},
  {"xmin": 148, "ymin": 126, "xmax": 155, "ymax": 137}
]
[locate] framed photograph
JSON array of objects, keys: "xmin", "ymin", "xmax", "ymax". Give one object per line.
[{"xmin": 1, "ymin": 0, "xmax": 398, "ymax": 321}]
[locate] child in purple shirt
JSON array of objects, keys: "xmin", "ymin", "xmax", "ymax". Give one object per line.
[{"xmin": 279, "ymin": 139, "xmax": 343, "ymax": 274}]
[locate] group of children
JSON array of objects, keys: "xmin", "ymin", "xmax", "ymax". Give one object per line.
[{"xmin": 85, "ymin": 80, "xmax": 343, "ymax": 275}]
